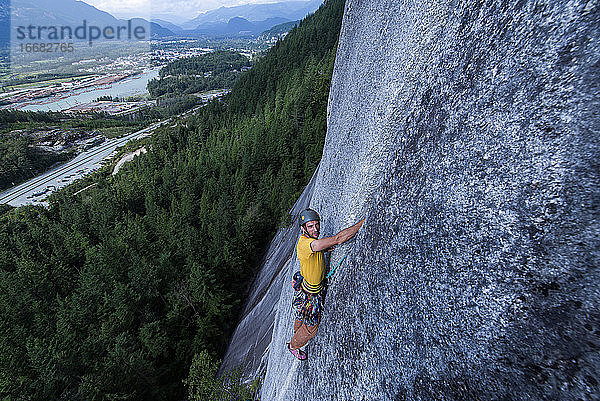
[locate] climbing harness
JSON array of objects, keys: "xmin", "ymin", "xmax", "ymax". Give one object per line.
[
  {"xmin": 293, "ymin": 289, "xmax": 323, "ymax": 326},
  {"xmin": 291, "ymin": 252, "xmax": 348, "ymax": 292},
  {"xmin": 292, "ymin": 246, "xmax": 354, "ymax": 287}
]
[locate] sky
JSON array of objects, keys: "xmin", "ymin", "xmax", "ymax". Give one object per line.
[{"xmin": 83, "ymin": 0, "xmax": 288, "ymax": 22}]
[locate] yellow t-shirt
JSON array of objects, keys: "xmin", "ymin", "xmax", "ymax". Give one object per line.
[{"xmin": 296, "ymin": 234, "xmax": 325, "ymax": 293}]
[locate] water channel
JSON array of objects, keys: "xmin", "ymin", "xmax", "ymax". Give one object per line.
[{"xmin": 20, "ymin": 67, "xmax": 160, "ymax": 112}]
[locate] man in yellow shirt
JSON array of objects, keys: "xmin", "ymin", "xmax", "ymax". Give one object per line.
[{"xmin": 288, "ymin": 208, "xmax": 365, "ymax": 360}]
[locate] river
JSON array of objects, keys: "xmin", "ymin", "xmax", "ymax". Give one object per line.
[{"xmin": 20, "ymin": 68, "xmax": 160, "ymax": 112}]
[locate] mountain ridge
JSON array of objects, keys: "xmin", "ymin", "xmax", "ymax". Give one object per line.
[
  {"xmin": 8, "ymin": 0, "xmax": 320, "ymax": 39},
  {"xmin": 181, "ymin": 0, "xmax": 323, "ymax": 29}
]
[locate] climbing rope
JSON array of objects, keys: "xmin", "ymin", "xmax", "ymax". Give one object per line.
[
  {"xmin": 325, "ymin": 253, "xmax": 348, "ymax": 279},
  {"xmin": 325, "ymin": 225, "xmax": 364, "ymax": 279}
]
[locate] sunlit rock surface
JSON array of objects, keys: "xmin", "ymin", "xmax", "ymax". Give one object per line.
[{"xmin": 224, "ymin": 0, "xmax": 600, "ymax": 399}]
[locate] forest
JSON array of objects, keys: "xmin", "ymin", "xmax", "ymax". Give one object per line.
[
  {"xmin": 147, "ymin": 50, "xmax": 250, "ymax": 98},
  {"xmin": 0, "ymin": 0, "xmax": 346, "ymax": 399},
  {"xmin": 0, "ymin": 135, "xmax": 71, "ymax": 191}
]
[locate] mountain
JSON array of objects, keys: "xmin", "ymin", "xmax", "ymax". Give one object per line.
[
  {"xmin": 150, "ymin": 22, "xmax": 174, "ymax": 38},
  {"xmin": 226, "ymin": 16, "xmax": 255, "ymax": 34},
  {"xmin": 149, "ymin": 13, "xmax": 187, "ymax": 26},
  {"xmin": 10, "ymin": 0, "xmax": 174, "ymax": 40},
  {"xmin": 8, "ymin": 0, "xmax": 313, "ymax": 40},
  {"xmin": 252, "ymin": 17, "xmax": 293, "ymax": 33},
  {"xmin": 151, "ymin": 18, "xmax": 184, "ymax": 34},
  {"xmin": 191, "ymin": 16, "xmax": 292, "ymax": 37},
  {"xmin": 11, "ymin": 0, "xmax": 119, "ymax": 27},
  {"xmin": 181, "ymin": 0, "xmax": 323, "ymax": 30},
  {"xmin": 259, "ymin": 20, "xmax": 300, "ymax": 38},
  {"xmin": 222, "ymin": 0, "xmax": 600, "ymax": 399}
]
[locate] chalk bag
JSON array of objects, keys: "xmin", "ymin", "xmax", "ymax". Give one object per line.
[{"xmin": 291, "ymin": 271, "xmax": 303, "ymax": 291}]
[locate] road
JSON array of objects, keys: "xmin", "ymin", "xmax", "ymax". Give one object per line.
[
  {"xmin": 0, "ymin": 120, "xmax": 166, "ymax": 207},
  {"xmin": 0, "ymin": 98, "xmax": 217, "ymax": 207}
]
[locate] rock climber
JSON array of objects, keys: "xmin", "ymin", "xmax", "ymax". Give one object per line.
[{"xmin": 287, "ymin": 208, "xmax": 365, "ymax": 360}]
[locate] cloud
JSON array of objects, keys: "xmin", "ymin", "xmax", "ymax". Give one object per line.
[{"xmin": 84, "ymin": 0, "xmax": 285, "ymax": 21}]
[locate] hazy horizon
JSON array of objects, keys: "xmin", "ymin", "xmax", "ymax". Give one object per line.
[{"xmin": 83, "ymin": 0, "xmax": 308, "ymax": 23}]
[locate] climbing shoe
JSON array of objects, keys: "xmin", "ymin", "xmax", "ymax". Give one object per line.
[{"xmin": 287, "ymin": 343, "xmax": 307, "ymax": 360}]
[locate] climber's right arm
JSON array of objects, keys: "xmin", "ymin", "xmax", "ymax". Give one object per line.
[{"xmin": 310, "ymin": 218, "xmax": 365, "ymax": 252}]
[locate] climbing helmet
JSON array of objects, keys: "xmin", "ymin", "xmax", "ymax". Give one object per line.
[{"xmin": 299, "ymin": 208, "xmax": 320, "ymax": 227}]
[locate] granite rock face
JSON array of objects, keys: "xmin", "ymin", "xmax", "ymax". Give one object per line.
[{"xmin": 226, "ymin": 0, "xmax": 600, "ymax": 399}]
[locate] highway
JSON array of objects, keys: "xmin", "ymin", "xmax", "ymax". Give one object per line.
[
  {"xmin": 0, "ymin": 98, "xmax": 217, "ymax": 207},
  {"xmin": 0, "ymin": 120, "xmax": 166, "ymax": 207}
]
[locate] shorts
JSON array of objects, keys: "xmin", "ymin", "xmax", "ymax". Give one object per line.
[{"xmin": 292, "ymin": 289, "xmax": 324, "ymax": 327}]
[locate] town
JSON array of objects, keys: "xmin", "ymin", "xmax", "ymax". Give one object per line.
[{"xmin": 0, "ymin": 36, "xmax": 274, "ymax": 204}]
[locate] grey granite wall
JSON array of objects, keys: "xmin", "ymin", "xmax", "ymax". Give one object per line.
[{"xmin": 256, "ymin": 0, "xmax": 599, "ymax": 399}]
